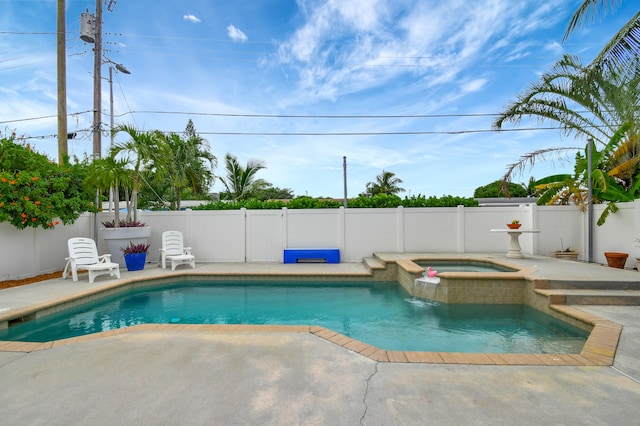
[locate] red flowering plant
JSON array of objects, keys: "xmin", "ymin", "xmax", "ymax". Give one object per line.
[{"xmin": 0, "ymin": 133, "xmax": 96, "ymax": 230}]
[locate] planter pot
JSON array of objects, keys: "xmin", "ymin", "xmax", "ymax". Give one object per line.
[
  {"xmin": 124, "ymin": 252, "xmax": 147, "ymax": 271},
  {"xmin": 507, "ymin": 223, "xmax": 521, "ymax": 229},
  {"xmin": 604, "ymin": 252, "xmax": 628, "ymax": 269},
  {"xmin": 101, "ymin": 226, "xmax": 152, "ymax": 268},
  {"xmin": 555, "ymin": 251, "xmax": 578, "ymax": 261}
]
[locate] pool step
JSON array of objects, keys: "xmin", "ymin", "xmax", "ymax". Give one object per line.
[
  {"xmin": 548, "ymin": 279, "xmax": 640, "ymax": 290},
  {"xmin": 363, "ymin": 256, "xmax": 386, "ymax": 271},
  {"xmin": 536, "ymin": 288, "xmax": 640, "ymax": 305}
]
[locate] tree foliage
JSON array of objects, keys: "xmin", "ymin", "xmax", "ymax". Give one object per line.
[
  {"xmin": 365, "ymin": 170, "xmax": 406, "ymax": 195},
  {"xmin": 218, "ymin": 153, "xmax": 267, "ymax": 201},
  {"xmin": 110, "ymin": 125, "xmax": 169, "ymax": 222},
  {"xmin": 250, "ymin": 183, "xmax": 294, "ymax": 201},
  {"xmin": 473, "ymin": 181, "xmax": 528, "ymax": 198},
  {"xmin": 533, "ymin": 122, "xmax": 640, "ymax": 225},
  {"xmin": 0, "ymin": 134, "xmax": 95, "ymax": 230},
  {"xmin": 493, "ymin": 54, "xmax": 639, "ymax": 219},
  {"xmin": 564, "ymin": 1, "xmax": 639, "ymax": 76},
  {"xmin": 154, "ymin": 124, "xmax": 216, "ymax": 210}
]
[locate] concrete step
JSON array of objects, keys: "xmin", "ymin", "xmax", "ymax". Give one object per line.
[
  {"xmin": 536, "ymin": 289, "xmax": 640, "ymax": 305},
  {"xmin": 363, "ymin": 256, "xmax": 385, "ymax": 271},
  {"xmin": 548, "ymin": 279, "xmax": 640, "ymax": 290}
]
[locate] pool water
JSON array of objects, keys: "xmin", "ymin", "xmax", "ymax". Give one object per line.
[
  {"xmin": 415, "ymin": 260, "xmax": 517, "ymax": 273},
  {"xmin": 0, "ymin": 280, "xmax": 588, "ymax": 353}
]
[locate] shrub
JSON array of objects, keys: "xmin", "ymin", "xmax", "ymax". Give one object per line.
[
  {"xmin": 0, "ymin": 135, "xmax": 95, "ymax": 230},
  {"xmin": 193, "ymin": 194, "xmax": 477, "ymax": 210}
]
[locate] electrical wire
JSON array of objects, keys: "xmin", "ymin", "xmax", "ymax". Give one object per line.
[
  {"xmin": 0, "ymin": 111, "xmax": 93, "ymax": 125},
  {"xmin": 115, "ymin": 110, "xmax": 504, "ymax": 119},
  {"xmin": 177, "ymin": 127, "xmax": 566, "ymax": 136},
  {"xmin": 17, "ymin": 125, "xmax": 569, "ymax": 141}
]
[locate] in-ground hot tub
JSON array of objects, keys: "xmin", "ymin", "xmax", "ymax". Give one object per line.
[{"xmin": 395, "ymin": 256, "xmax": 533, "ymax": 304}]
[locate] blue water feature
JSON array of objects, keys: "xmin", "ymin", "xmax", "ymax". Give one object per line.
[{"xmin": 0, "ymin": 280, "xmax": 588, "ymax": 353}]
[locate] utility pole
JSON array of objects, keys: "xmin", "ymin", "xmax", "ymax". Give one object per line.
[
  {"xmin": 57, "ymin": 0, "xmax": 68, "ymax": 165},
  {"xmin": 587, "ymin": 138, "xmax": 594, "ymax": 263},
  {"xmin": 92, "ymin": 0, "xmax": 103, "ymax": 158}
]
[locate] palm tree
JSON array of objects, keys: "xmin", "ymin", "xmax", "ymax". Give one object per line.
[
  {"xmin": 84, "ymin": 156, "xmax": 132, "ymax": 226},
  {"xmin": 563, "ymin": 1, "xmax": 639, "ymax": 74},
  {"xmin": 366, "ymin": 171, "xmax": 406, "ymax": 195},
  {"xmin": 159, "ymin": 131, "xmax": 216, "ymax": 210},
  {"xmin": 111, "ymin": 125, "xmax": 168, "ymax": 222},
  {"xmin": 218, "ymin": 153, "xmax": 266, "ymax": 201},
  {"xmin": 494, "ymin": 54, "xmax": 640, "ymax": 188}
]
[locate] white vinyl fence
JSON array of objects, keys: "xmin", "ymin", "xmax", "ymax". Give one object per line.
[{"xmin": 2, "ymin": 200, "xmax": 640, "ymax": 281}]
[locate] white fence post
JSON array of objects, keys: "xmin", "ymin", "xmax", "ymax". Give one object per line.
[
  {"xmin": 282, "ymin": 207, "xmax": 288, "ymax": 252},
  {"xmin": 397, "ymin": 206, "xmax": 404, "ymax": 252},
  {"xmin": 339, "ymin": 206, "xmax": 346, "ymax": 256},
  {"xmin": 241, "ymin": 207, "xmax": 247, "ymax": 262},
  {"xmin": 456, "ymin": 205, "xmax": 465, "ymax": 253}
]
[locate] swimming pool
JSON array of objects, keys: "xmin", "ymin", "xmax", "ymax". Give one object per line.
[{"xmin": 0, "ymin": 280, "xmax": 588, "ymax": 353}]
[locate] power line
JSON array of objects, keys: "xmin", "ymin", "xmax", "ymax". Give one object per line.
[
  {"xmin": 0, "ymin": 31, "xmax": 76, "ymax": 35},
  {"xmin": 18, "ymin": 125, "xmax": 567, "ymax": 141},
  {"xmin": 186, "ymin": 127, "xmax": 565, "ymax": 136},
  {"xmin": 0, "ymin": 110, "xmax": 92, "ymax": 125},
  {"xmin": 117, "ymin": 110, "xmax": 504, "ymax": 119}
]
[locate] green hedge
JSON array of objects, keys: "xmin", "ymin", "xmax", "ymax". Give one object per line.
[{"xmin": 194, "ymin": 194, "xmax": 478, "ymax": 210}]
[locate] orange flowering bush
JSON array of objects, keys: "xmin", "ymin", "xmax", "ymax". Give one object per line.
[{"xmin": 0, "ymin": 134, "xmax": 95, "ymax": 230}]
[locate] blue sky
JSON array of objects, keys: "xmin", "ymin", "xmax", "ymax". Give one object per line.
[{"xmin": 0, "ymin": 1, "xmax": 636, "ymax": 198}]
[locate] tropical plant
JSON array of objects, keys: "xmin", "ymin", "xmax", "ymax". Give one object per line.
[
  {"xmin": 563, "ymin": 0, "xmax": 639, "ymax": 75},
  {"xmin": 0, "ymin": 134, "xmax": 95, "ymax": 230},
  {"xmin": 218, "ymin": 153, "xmax": 267, "ymax": 201},
  {"xmin": 365, "ymin": 170, "xmax": 406, "ymax": 196},
  {"xmin": 532, "ymin": 123, "xmax": 640, "ymax": 224},
  {"xmin": 110, "ymin": 125, "xmax": 169, "ymax": 223},
  {"xmin": 158, "ymin": 126, "xmax": 216, "ymax": 210},
  {"xmin": 83, "ymin": 156, "xmax": 133, "ymax": 226},
  {"xmin": 121, "ymin": 241, "xmax": 150, "ymax": 255},
  {"xmin": 102, "ymin": 220, "xmax": 145, "ymax": 228},
  {"xmin": 494, "ymin": 54, "xmax": 639, "ymax": 204}
]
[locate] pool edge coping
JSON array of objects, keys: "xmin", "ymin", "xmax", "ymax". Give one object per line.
[{"xmin": 0, "ymin": 317, "xmax": 618, "ymax": 367}]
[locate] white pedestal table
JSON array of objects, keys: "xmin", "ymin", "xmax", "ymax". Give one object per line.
[{"xmin": 490, "ymin": 228, "xmax": 540, "ymax": 259}]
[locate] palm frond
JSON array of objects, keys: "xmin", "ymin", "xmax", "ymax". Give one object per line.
[
  {"xmin": 590, "ymin": 12, "xmax": 640, "ymax": 74},
  {"xmin": 563, "ymin": 0, "xmax": 621, "ymax": 42}
]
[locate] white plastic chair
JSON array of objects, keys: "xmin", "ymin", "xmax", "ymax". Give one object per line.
[
  {"xmin": 63, "ymin": 237, "xmax": 121, "ymax": 283},
  {"xmin": 160, "ymin": 231, "xmax": 195, "ymax": 271}
]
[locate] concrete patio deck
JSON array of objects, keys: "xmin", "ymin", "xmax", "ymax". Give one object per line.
[{"xmin": 0, "ymin": 254, "xmax": 639, "ymax": 424}]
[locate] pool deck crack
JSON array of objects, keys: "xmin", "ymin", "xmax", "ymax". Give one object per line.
[{"xmin": 360, "ymin": 360, "xmax": 379, "ymax": 425}]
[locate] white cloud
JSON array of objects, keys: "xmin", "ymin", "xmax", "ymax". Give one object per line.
[
  {"xmin": 227, "ymin": 25, "xmax": 248, "ymax": 43},
  {"xmin": 545, "ymin": 41, "xmax": 564, "ymax": 55},
  {"xmin": 274, "ymin": 0, "xmax": 562, "ymax": 105},
  {"xmin": 460, "ymin": 78, "xmax": 488, "ymax": 94},
  {"xmin": 183, "ymin": 14, "xmax": 201, "ymax": 24}
]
